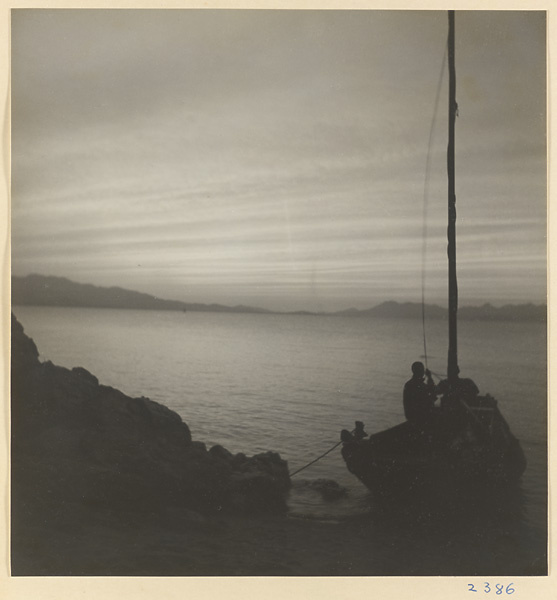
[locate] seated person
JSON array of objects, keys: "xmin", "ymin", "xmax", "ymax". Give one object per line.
[{"xmin": 403, "ymin": 361, "xmax": 437, "ymax": 426}]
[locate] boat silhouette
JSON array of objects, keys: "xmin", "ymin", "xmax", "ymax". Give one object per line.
[{"xmin": 340, "ymin": 11, "xmax": 527, "ymax": 500}]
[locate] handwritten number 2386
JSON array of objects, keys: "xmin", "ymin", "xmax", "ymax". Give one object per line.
[{"xmin": 468, "ymin": 583, "xmax": 515, "ymax": 594}]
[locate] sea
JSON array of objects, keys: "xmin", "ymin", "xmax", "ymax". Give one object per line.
[{"xmin": 11, "ymin": 305, "xmax": 548, "ymax": 574}]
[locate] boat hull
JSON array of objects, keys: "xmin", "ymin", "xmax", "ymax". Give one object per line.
[{"xmin": 341, "ymin": 396, "xmax": 526, "ymax": 501}]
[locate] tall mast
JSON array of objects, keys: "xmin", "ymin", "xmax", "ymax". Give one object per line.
[{"xmin": 447, "ymin": 10, "xmax": 459, "ymax": 382}]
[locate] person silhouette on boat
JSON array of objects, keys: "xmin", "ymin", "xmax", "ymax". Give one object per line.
[
  {"xmin": 403, "ymin": 361, "xmax": 437, "ymax": 426},
  {"xmin": 434, "ymin": 368, "xmax": 482, "ymax": 436},
  {"xmin": 436, "ymin": 368, "xmax": 480, "ymax": 410}
]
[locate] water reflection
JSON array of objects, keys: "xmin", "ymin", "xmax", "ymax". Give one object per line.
[{"xmin": 289, "ymin": 479, "xmax": 546, "ymax": 575}]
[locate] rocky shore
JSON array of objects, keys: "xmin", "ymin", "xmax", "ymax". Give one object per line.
[{"xmin": 11, "ymin": 314, "xmax": 294, "ymax": 575}]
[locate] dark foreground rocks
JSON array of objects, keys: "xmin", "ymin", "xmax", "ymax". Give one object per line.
[{"xmin": 11, "ymin": 314, "xmax": 291, "ymax": 573}]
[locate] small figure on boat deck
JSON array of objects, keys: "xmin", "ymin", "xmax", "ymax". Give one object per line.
[
  {"xmin": 403, "ymin": 361, "xmax": 437, "ymax": 425},
  {"xmin": 340, "ymin": 420, "xmax": 368, "ymax": 443},
  {"xmin": 353, "ymin": 420, "xmax": 368, "ymax": 440}
]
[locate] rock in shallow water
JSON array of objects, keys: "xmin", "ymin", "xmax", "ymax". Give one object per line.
[{"xmin": 303, "ymin": 478, "xmax": 348, "ymax": 501}]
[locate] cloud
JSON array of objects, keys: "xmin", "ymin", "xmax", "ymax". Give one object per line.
[{"xmin": 11, "ymin": 10, "xmax": 546, "ymax": 311}]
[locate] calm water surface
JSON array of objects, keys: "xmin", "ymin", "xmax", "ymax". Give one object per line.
[{"xmin": 12, "ymin": 306, "xmax": 547, "ymax": 573}]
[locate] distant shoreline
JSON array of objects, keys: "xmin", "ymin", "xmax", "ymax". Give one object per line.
[{"xmin": 12, "ymin": 274, "xmax": 546, "ymax": 323}]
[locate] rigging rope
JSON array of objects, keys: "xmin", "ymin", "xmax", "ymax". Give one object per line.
[
  {"xmin": 421, "ymin": 44, "xmax": 448, "ymax": 370},
  {"xmin": 289, "ymin": 428, "xmax": 356, "ymax": 478}
]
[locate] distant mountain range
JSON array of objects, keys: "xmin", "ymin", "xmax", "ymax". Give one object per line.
[
  {"xmin": 12, "ymin": 274, "xmax": 546, "ymax": 322},
  {"xmin": 332, "ymin": 300, "xmax": 546, "ymax": 322},
  {"xmin": 11, "ymin": 274, "xmax": 273, "ymax": 315}
]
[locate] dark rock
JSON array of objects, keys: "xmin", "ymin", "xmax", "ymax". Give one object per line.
[
  {"xmin": 232, "ymin": 452, "xmax": 248, "ymax": 466},
  {"xmin": 209, "ymin": 444, "xmax": 234, "ymax": 462},
  {"xmin": 227, "ymin": 452, "xmax": 291, "ymax": 513},
  {"xmin": 11, "ymin": 314, "xmax": 291, "ymax": 522},
  {"xmin": 71, "ymin": 366, "xmax": 99, "ymax": 387},
  {"xmin": 11, "ymin": 313, "xmax": 39, "ymax": 371},
  {"xmin": 306, "ymin": 479, "xmax": 348, "ymax": 501},
  {"xmin": 187, "ymin": 441, "xmax": 208, "ymax": 456}
]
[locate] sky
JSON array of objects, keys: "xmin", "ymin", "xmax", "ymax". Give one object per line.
[{"xmin": 11, "ymin": 9, "xmax": 546, "ymax": 312}]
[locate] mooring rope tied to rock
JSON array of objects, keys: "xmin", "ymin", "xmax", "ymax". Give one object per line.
[{"xmin": 289, "ymin": 428, "xmax": 356, "ymax": 478}]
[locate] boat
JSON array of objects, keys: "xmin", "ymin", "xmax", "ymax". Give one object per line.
[{"xmin": 340, "ymin": 11, "xmax": 526, "ymax": 501}]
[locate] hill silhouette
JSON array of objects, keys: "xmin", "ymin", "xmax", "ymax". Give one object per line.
[
  {"xmin": 333, "ymin": 300, "xmax": 546, "ymax": 322},
  {"xmin": 11, "ymin": 274, "xmax": 546, "ymax": 322},
  {"xmin": 12, "ymin": 274, "xmax": 272, "ymax": 315}
]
